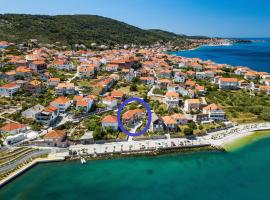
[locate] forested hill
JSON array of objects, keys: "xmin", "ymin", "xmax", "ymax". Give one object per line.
[{"xmin": 0, "ymin": 14, "xmax": 205, "ymax": 47}]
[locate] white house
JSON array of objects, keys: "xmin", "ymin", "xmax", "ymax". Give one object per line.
[
  {"xmin": 102, "ymin": 115, "xmax": 118, "ymax": 131},
  {"xmin": 50, "ymin": 96, "xmax": 71, "ymax": 113},
  {"xmin": 76, "ymin": 97, "xmax": 93, "ymax": 113},
  {"xmin": 218, "ymin": 78, "xmax": 239, "ymax": 89},
  {"xmin": 0, "ymin": 122, "xmax": 27, "ymax": 135},
  {"xmin": 196, "ymin": 72, "xmax": 206, "ymax": 79},
  {"xmin": 105, "ymin": 64, "xmax": 119, "ymax": 72},
  {"xmin": 164, "ymin": 91, "xmax": 180, "ymax": 108},
  {"xmin": 55, "ymin": 82, "xmax": 75, "ymax": 96},
  {"xmin": 184, "ymin": 99, "xmax": 201, "ymax": 113},
  {"xmin": 203, "ymin": 103, "xmax": 226, "ymax": 121},
  {"xmin": 22, "ymin": 104, "xmax": 45, "ymax": 119},
  {"xmin": 78, "ymin": 64, "xmax": 96, "ymax": 78},
  {"xmin": 174, "ymin": 72, "xmax": 186, "ymax": 83},
  {"xmin": 51, "ymin": 60, "xmax": 74, "ymax": 71},
  {"xmin": 140, "ymin": 77, "xmax": 155, "ymax": 85},
  {"xmin": 47, "ymin": 77, "xmax": 61, "ymax": 87},
  {"xmin": 0, "ymin": 83, "xmax": 20, "ymax": 97},
  {"xmin": 35, "ymin": 105, "xmax": 59, "ymax": 126},
  {"xmin": 171, "ymin": 114, "xmax": 188, "ymax": 125},
  {"xmin": 5, "ymin": 133, "xmax": 27, "ymax": 145},
  {"xmin": 103, "ymin": 96, "xmax": 118, "ymax": 109}
]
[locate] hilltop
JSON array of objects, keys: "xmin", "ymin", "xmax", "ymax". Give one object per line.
[{"xmin": 0, "ymin": 14, "xmax": 205, "ymax": 48}]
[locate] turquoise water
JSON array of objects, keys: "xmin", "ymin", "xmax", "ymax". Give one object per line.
[
  {"xmin": 1, "ymin": 138, "xmax": 270, "ymax": 200},
  {"xmin": 172, "ymin": 39, "xmax": 270, "ymax": 72}
]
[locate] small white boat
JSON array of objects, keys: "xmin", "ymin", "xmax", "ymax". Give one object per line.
[{"xmin": 80, "ymin": 157, "xmax": 86, "ymax": 164}]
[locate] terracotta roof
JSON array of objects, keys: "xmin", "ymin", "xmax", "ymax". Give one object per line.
[
  {"xmin": 162, "ymin": 116, "xmax": 176, "ymax": 125},
  {"xmin": 76, "ymin": 99, "xmax": 89, "ymax": 107},
  {"xmin": 186, "ymin": 99, "xmax": 200, "ymax": 104},
  {"xmin": 109, "ymin": 74, "xmax": 119, "ymax": 79},
  {"xmin": 44, "ymin": 130, "xmax": 65, "ymax": 140},
  {"xmin": 1, "ymin": 122, "xmax": 26, "ymax": 132},
  {"xmin": 259, "ymin": 85, "xmax": 270, "ymax": 90},
  {"xmin": 158, "ymin": 79, "xmax": 171, "ymax": 83},
  {"xmin": 186, "ymin": 79, "xmax": 196, "ymax": 86},
  {"xmin": 165, "ymin": 91, "xmax": 179, "ymax": 98},
  {"xmin": 57, "ymin": 82, "xmax": 74, "ymax": 88},
  {"xmin": 52, "ymin": 60, "xmax": 65, "ymax": 65},
  {"xmin": 195, "ymin": 85, "xmax": 205, "ymax": 91},
  {"xmin": 245, "ymin": 71, "xmax": 257, "ymax": 76},
  {"xmin": 48, "ymin": 77, "xmax": 60, "ymax": 82},
  {"xmin": 122, "ymin": 109, "xmax": 144, "ymax": 120},
  {"xmin": 104, "ymin": 95, "xmax": 116, "ymax": 101},
  {"xmin": 107, "ymin": 63, "xmax": 119, "ymax": 67},
  {"xmin": 16, "ymin": 66, "xmax": 32, "ymax": 73},
  {"xmin": 5, "ymin": 71, "xmax": 16, "ymax": 76},
  {"xmin": 29, "ymin": 80, "xmax": 41, "ymax": 86},
  {"xmin": 32, "ymin": 61, "xmax": 45, "ymax": 65},
  {"xmin": 0, "ymin": 83, "xmax": 18, "ymax": 89},
  {"xmin": 102, "ymin": 115, "xmax": 118, "ymax": 123},
  {"xmin": 51, "ymin": 96, "xmax": 70, "ymax": 104},
  {"xmin": 204, "ymin": 103, "xmax": 222, "ymax": 111},
  {"xmin": 87, "ymin": 95, "xmax": 98, "ymax": 101},
  {"xmin": 43, "ymin": 105, "xmax": 58, "ymax": 113},
  {"xmin": 171, "ymin": 114, "xmax": 186, "ymax": 120},
  {"xmin": 220, "ymin": 78, "xmax": 238, "ymax": 83},
  {"xmin": 111, "ymin": 90, "xmax": 124, "ymax": 98},
  {"xmin": 73, "ymin": 95, "xmax": 84, "ymax": 102},
  {"xmin": 140, "ymin": 77, "xmax": 154, "ymax": 81}
]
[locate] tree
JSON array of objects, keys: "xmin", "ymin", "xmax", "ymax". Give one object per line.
[
  {"xmin": 31, "ymin": 122, "xmax": 42, "ymax": 131},
  {"xmin": 131, "ymin": 77, "xmax": 140, "ymax": 84},
  {"xmin": 260, "ymin": 112, "xmax": 270, "ymax": 121},
  {"xmin": 131, "ymin": 62, "xmax": 142, "ymax": 70},
  {"xmin": 188, "ymin": 121, "xmax": 197, "ymax": 130},
  {"xmin": 130, "ymin": 83, "xmax": 137, "ymax": 91},
  {"xmin": 84, "ymin": 118, "xmax": 100, "ymax": 131},
  {"xmin": 93, "ymin": 127, "xmax": 105, "ymax": 140},
  {"xmin": 184, "ymin": 128, "xmax": 193, "ymax": 136}
]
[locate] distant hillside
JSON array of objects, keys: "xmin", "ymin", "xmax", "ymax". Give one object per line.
[{"xmin": 0, "ymin": 14, "xmax": 205, "ymax": 48}]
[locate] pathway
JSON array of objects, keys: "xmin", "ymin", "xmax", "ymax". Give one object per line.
[
  {"xmin": 0, "ymin": 149, "xmax": 50, "ymax": 173},
  {"xmin": 128, "ymin": 121, "xmax": 143, "ymax": 141}
]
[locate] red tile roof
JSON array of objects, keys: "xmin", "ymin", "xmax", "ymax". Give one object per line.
[
  {"xmin": 102, "ymin": 115, "xmax": 118, "ymax": 123},
  {"xmin": 0, "ymin": 122, "xmax": 26, "ymax": 132},
  {"xmin": 44, "ymin": 130, "xmax": 66, "ymax": 140}
]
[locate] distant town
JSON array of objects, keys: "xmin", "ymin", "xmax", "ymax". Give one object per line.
[{"xmin": 1, "ymin": 37, "xmax": 270, "ymax": 184}]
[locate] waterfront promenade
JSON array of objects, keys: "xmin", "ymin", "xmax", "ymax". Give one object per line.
[{"xmin": 69, "ymin": 122, "xmax": 270, "ymax": 156}]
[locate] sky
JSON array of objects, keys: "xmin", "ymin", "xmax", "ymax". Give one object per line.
[{"xmin": 0, "ymin": 0, "xmax": 270, "ymax": 37}]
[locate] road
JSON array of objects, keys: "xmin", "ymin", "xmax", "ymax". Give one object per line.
[{"xmin": 0, "ymin": 149, "xmax": 50, "ymax": 173}]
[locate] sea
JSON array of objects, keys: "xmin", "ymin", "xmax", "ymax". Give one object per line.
[
  {"xmin": 172, "ymin": 38, "xmax": 270, "ymax": 72},
  {"xmin": 1, "ymin": 137, "xmax": 270, "ymax": 200}
]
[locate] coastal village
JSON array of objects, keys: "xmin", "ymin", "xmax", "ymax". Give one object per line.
[{"xmin": 1, "ymin": 38, "xmax": 270, "ymax": 183}]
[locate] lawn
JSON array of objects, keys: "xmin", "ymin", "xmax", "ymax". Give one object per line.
[{"xmin": 206, "ymin": 90, "xmax": 270, "ymax": 123}]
